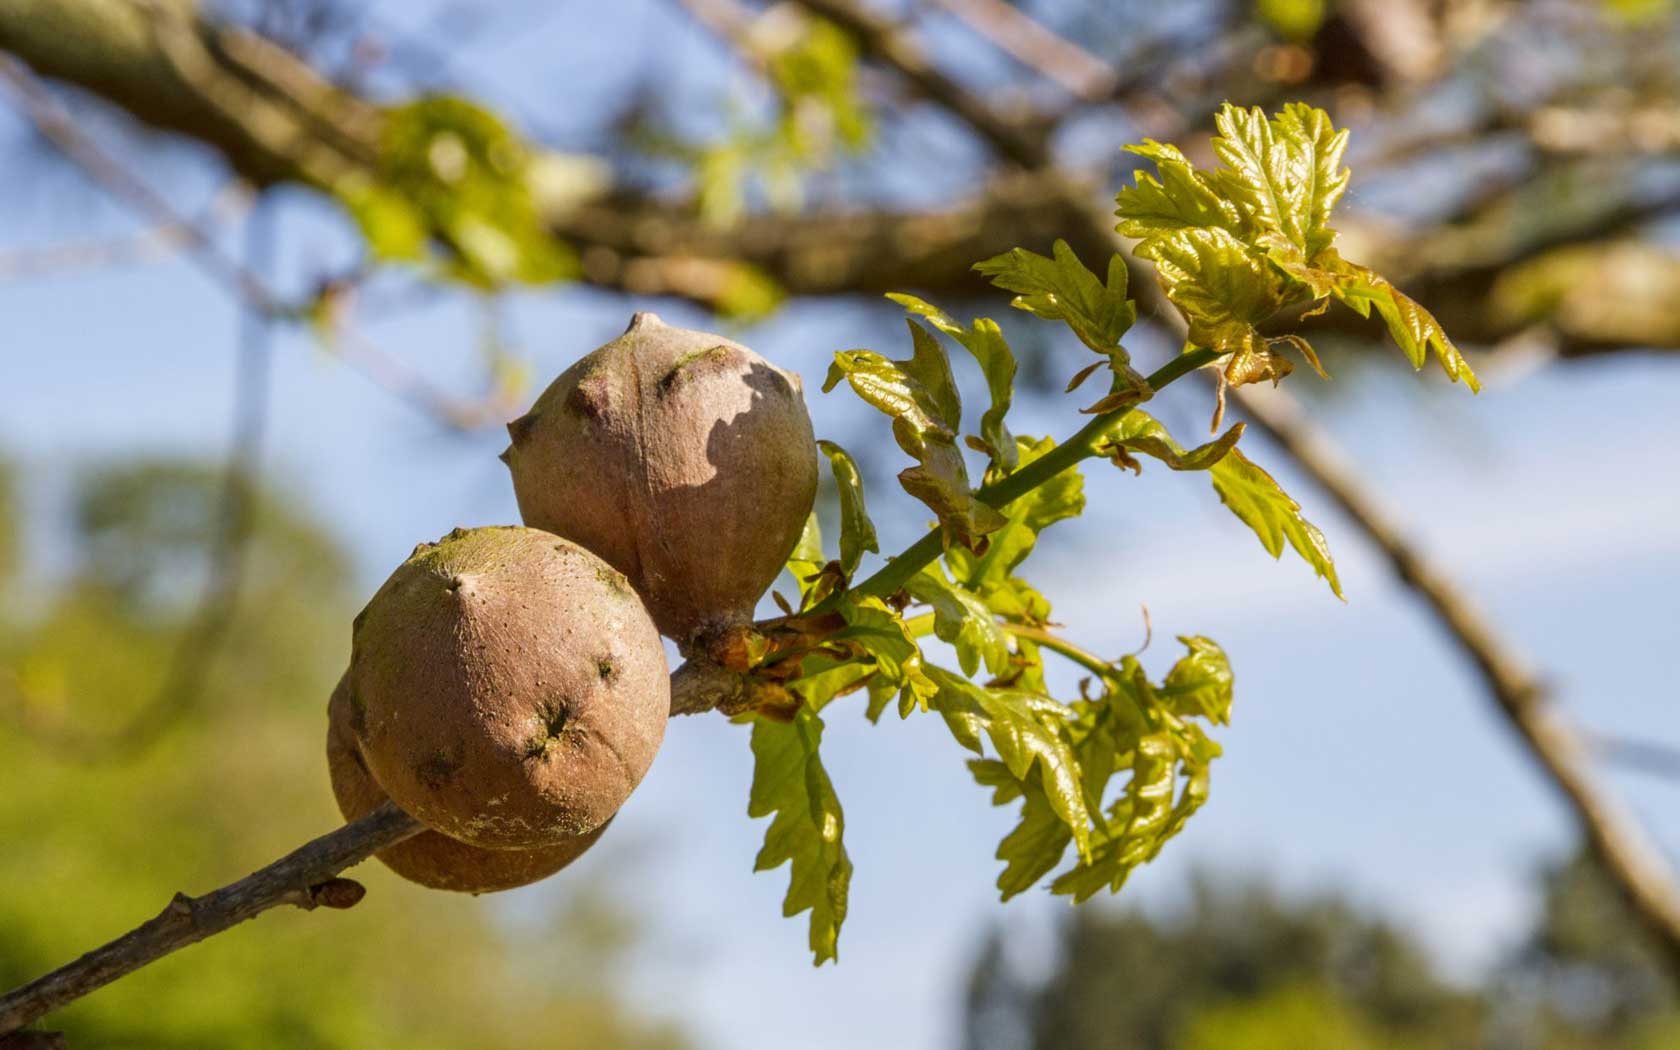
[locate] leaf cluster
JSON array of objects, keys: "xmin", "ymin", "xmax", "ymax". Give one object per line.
[
  {"xmin": 1116, "ymin": 103, "xmax": 1479, "ymax": 391},
  {"xmin": 738, "ymin": 104, "xmax": 1462, "ymax": 964}
]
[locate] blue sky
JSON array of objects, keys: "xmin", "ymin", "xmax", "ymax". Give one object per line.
[{"xmin": 4, "ymin": 3, "xmax": 1680, "ymax": 1049}]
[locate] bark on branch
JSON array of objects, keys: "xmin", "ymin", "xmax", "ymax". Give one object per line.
[
  {"xmin": 1224, "ymin": 382, "xmax": 1680, "ymax": 976},
  {"xmin": 0, "ymin": 802, "xmax": 423, "ymax": 1036}
]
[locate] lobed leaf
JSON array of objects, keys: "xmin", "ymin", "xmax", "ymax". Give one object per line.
[
  {"xmin": 928, "ymin": 668, "xmax": 1091, "ymax": 860},
  {"xmin": 972, "ymin": 240, "xmax": 1138, "ymax": 354},
  {"xmin": 825, "ymin": 322, "xmax": 1005, "ymax": 548},
  {"xmin": 970, "ymin": 759, "xmax": 1073, "ymax": 898},
  {"xmin": 904, "ymin": 563, "xmax": 1011, "ymax": 678},
  {"xmin": 833, "ymin": 594, "xmax": 937, "ymax": 712},
  {"xmin": 747, "ymin": 708, "xmax": 852, "ymax": 964},
  {"xmin": 1051, "ymin": 731, "xmax": 1180, "ymax": 902},
  {"xmin": 1161, "ymin": 635, "xmax": 1234, "ymax": 724},
  {"xmin": 889, "ymin": 294, "xmax": 1019, "ymax": 473},
  {"xmin": 1102, "ymin": 410, "xmax": 1245, "ymax": 474},
  {"xmin": 1117, "ymin": 102, "xmax": 1476, "ymax": 391},
  {"xmin": 1209, "ymin": 448, "xmax": 1344, "ymax": 599}
]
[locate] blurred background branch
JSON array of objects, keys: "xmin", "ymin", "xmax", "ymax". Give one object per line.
[{"xmin": 1, "ymin": 1, "xmax": 1676, "ymax": 1047}]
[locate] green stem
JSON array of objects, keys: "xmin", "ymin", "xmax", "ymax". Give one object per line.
[
  {"xmin": 833, "ymin": 347, "xmax": 1222, "ymax": 606},
  {"xmin": 1000, "ymin": 621, "xmax": 1114, "ymax": 680}
]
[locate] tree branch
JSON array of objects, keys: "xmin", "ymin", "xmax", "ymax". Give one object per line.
[
  {"xmin": 1224, "ymin": 380, "xmax": 1680, "ymax": 977},
  {"xmin": 793, "ymin": 0, "xmax": 1050, "ymax": 167},
  {"xmin": 926, "ymin": 0, "xmax": 1117, "ymax": 102},
  {"xmin": 0, "ymin": 802, "xmax": 423, "ymax": 1036},
  {"xmin": 0, "ymin": 55, "xmax": 522, "ymax": 433}
]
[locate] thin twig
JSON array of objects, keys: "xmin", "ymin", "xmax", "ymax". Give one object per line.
[
  {"xmin": 926, "ymin": 0, "xmax": 1117, "ymax": 101},
  {"xmin": 1588, "ymin": 732, "xmax": 1680, "ymax": 784},
  {"xmin": 0, "ymin": 56, "xmax": 513, "ymax": 434},
  {"xmin": 0, "ymin": 802, "xmax": 424, "ymax": 1036},
  {"xmin": 0, "ymin": 186, "xmax": 248, "ymax": 280},
  {"xmin": 793, "ymin": 0, "xmax": 1049, "ymax": 167}
]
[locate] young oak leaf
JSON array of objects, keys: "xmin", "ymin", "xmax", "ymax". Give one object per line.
[
  {"xmin": 1209, "ymin": 102, "xmax": 1349, "ymax": 261},
  {"xmin": 816, "ymin": 440, "xmax": 879, "ymax": 577},
  {"xmin": 972, "ymin": 240, "xmax": 1138, "ymax": 354},
  {"xmin": 1210, "ymin": 448, "xmax": 1344, "ymax": 599},
  {"xmin": 1160, "ymin": 635, "xmax": 1234, "ymax": 724},
  {"xmin": 1117, "ymin": 102, "xmax": 1477, "ymax": 391},
  {"xmin": 928, "ymin": 667, "xmax": 1092, "ymax": 860},
  {"xmin": 971, "ymin": 241, "xmax": 1152, "ymax": 412},
  {"xmin": 969, "ymin": 758, "xmax": 1074, "ymax": 899},
  {"xmin": 904, "ymin": 562, "xmax": 1011, "ymax": 678},
  {"xmin": 747, "ymin": 707, "xmax": 852, "ymax": 965},
  {"xmin": 832, "ymin": 594, "xmax": 938, "ymax": 713},
  {"xmin": 1319, "ymin": 259, "xmax": 1481, "ymax": 392},
  {"xmin": 1115, "ymin": 141, "xmax": 1243, "ymax": 238},
  {"xmin": 825, "ymin": 321, "xmax": 1006, "ymax": 548},
  {"xmin": 888, "ymin": 294, "xmax": 1019, "ymax": 474},
  {"xmin": 1050, "ymin": 731, "xmax": 1180, "ymax": 902},
  {"xmin": 1099, "ymin": 409, "xmax": 1245, "ymax": 474},
  {"xmin": 945, "ymin": 436, "xmax": 1084, "ymax": 620},
  {"xmin": 1142, "ymin": 226, "xmax": 1299, "ymax": 386}
]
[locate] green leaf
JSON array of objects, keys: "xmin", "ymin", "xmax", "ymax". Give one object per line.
[
  {"xmin": 969, "ymin": 759, "xmax": 1073, "ymax": 899},
  {"xmin": 1210, "ymin": 102, "xmax": 1349, "ymax": 261},
  {"xmin": 1116, "ymin": 103, "xmax": 1476, "ymax": 392},
  {"xmin": 347, "ymin": 95, "xmax": 579, "ymax": 288},
  {"xmin": 1209, "ymin": 448, "xmax": 1344, "ymax": 599},
  {"xmin": 903, "ymin": 563, "xmax": 1011, "ymax": 677},
  {"xmin": 970, "ymin": 242, "xmax": 1152, "ymax": 415},
  {"xmin": 339, "ymin": 181, "xmax": 428, "ymax": 261},
  {"xmin": 767, "ymin": 16, "xmax": 872, "ymax": 157},
  {"xmin": 834, "ymin": 594, "xmax": 937, "ymax": 712},
  {"xmin": 1162, "ymin": 635, "xmax": 1234, "ymax": 724},
  {"xmin": 1323, "ymin": 261, "xmax": 1482, "ymax": 392},
  {"xmin": 789, "ymin": 653, "xmax": 876, "ymax": 713},
  {"xmin": 816, "ymin": 440, "xmax": 878, "ymax": 576},
  {"xmin": 945, "ymin": 436, "xmax": 1083, "ymax": 616},
  {"xmin": 785, "ymin": 511, "xmax": 827, "ymax": 607},
  {"xmin": 1117, "ymin": 141, "xmax": 1243, "ymax": 238},
  {"xmin": 825, "ymin": 322, "xmax": 1005, "ymax": 548},
  {"xmin": 1271, "ymin": 102, "xmax": 1351, "ymax": 258},
  {"xmin": 1102, "ymin": 410, "xmax": 1245, "ymax": 474},
  {"xmin": 747, "ymin": 708, "xmax": 852, "ymax": 964},
  {"xmin": 928, "ymin": 668, "xmax": 1091, "ymax": 859},
  {"xmin": 1143, "ymin": 226, "xmax": 1292, "ymax": 381},
  {"xmin": 972, "ymin": 240, "xmax": 1138, "ymax": 355},
  {"xmin": 1051, "ymin": 731, "xmax": 1180, "ymax": 902},
  {"xmin": 887, "ymin": 295, "xmax": 1019, "ymax": 473}
]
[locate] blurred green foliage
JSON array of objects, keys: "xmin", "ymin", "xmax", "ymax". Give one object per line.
[
  {"xmin": 0, "ymin": 455, "xmax": 685, "ymax": 1050},
  {"xmin": 962, "ymin": 863, "xmax": 1678, "ymax": 1050},
  {"xmin": 339, "ymin": 95, "xmax": 578, "ymax": 288}
]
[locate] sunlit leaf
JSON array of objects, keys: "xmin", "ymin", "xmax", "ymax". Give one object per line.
[
  {"xmin": 904, "ymin": 563, "xmax": 1011, "ymax": 677},
  {"xmin": 1101, "ymin": 410, "xmax": 1245, "ymax": 474},
  {"xmin": 1162, "ymin": 635, "xmax": 1234, "ymax": 724},
  {"xmin": 825, "ymin": 322, "xmax": 1005, "ymax": 548},
  {"xmin": 747, "ymin": 708, "xmax": 852, "ymax": 964},
  {"xmin": 973, "ymin": 240, "xmax": 1138, "ymax": 354},
  {"xmin": 833, "ymin": 594, "xmax": 937, "ymax": 712},
  {"xmin": 888, "ymin": 294, "xmax": 1019, "ymax": 473},
  {"xmin": 970, "ymin": 759, "xmax": 1073, "ymax": 898},
  {"xmin": 816, "ymin": 440, "xmax": 878, "ymax": 576},
  {"xmin": 929, "ymin": 668, "xmax": 1091, "ymax": 859},
  {"xmin": 1209, "ymin": 449, "xmax": 1344, "ymax": 599},
  {"xmin": 1117, "ymin": 102, "xmax": 1475, "ymax": 392}
]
